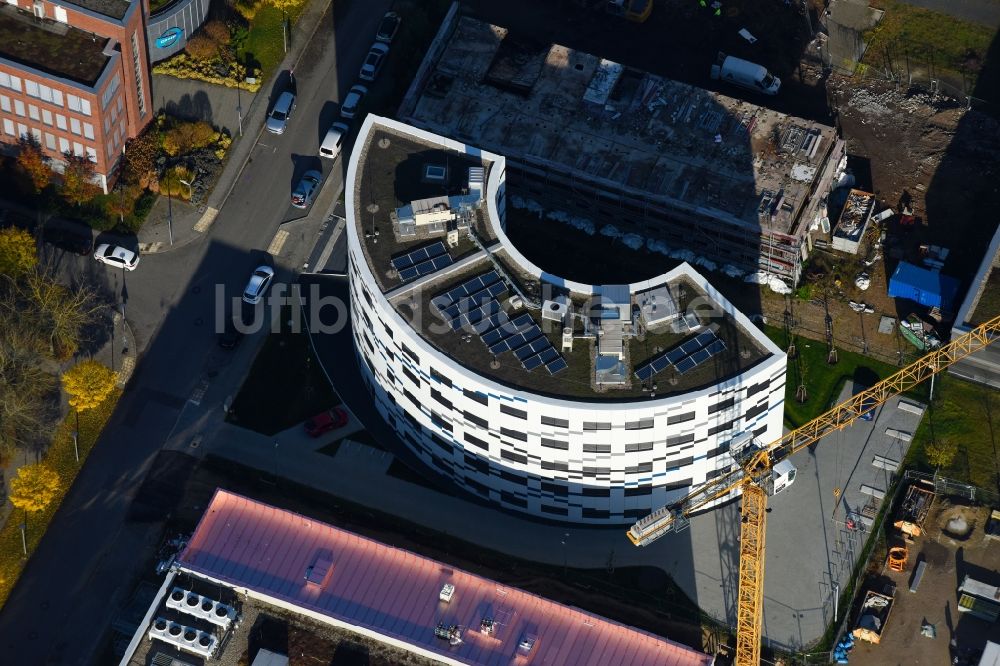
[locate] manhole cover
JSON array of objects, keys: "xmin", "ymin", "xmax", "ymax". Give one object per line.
[
  {"xmin": 378, "ymin": 137, "xmax": 391, "ymax": 149},
  {"xmin": 366, "ymin": 203, "xmax": 380, "ymax": 214}
]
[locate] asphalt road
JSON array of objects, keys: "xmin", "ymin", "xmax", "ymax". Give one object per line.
[{"xmin": 0, "ymin": 0, "xmax": 390, "ymax": 662}]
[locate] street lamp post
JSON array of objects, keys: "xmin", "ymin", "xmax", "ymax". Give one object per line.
[
  {"xmin": 72, "ymin": 409, "xmax": 79, "ymax": 462},
  {"xmin": 165, "ymin": 164, "xmax": 174, "ymax": 245},
  {"xmin": 19, "ymin": 519, "xmax": 27, "ymax": 556},
  {"xmin": 233, "ymin": 42, "xmax": 244, "ymax": 138}
]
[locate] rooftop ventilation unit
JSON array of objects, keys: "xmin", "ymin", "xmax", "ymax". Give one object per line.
[
  {"xmin": 166, "ymin": 587, "xmax": 237, "ymax": 629},
  {"xmin": 440, "ymin": 583, "xmax": 455, "ymax": 603},
  {"xmin": 541, "ymin": 299, "xmax": 568, "ymax": 323},
  {"xmin": 148, "ymin": 617, "xmax": 218, "ymax": 658}
]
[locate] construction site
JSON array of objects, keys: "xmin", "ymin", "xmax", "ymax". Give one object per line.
[
  {"xmin": 400, "ymin": 15, "xmax": 846, "ymax": 286},
  {"xmin": 840, "ymin": 477, "xmax": 1000, "ymax": 666}
]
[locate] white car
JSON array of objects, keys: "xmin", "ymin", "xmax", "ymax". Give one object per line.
[
  {"xmin": 242, "ymin": 266, "xmax": 275, "ymax": 304},
  {"xmin": 319, "ymin": 121, "xmax": 350, "ymax": 159},
  {"xmin": 359, "ymin": 42, "xmax": 389, "ymax": 82},
  {"xmin": 93, "ymin": 243, "xmax": 139, "ymax": 271},
  {"xmin": 266, "ymin": 91, "xmax": 296, "ymax": 135},
  {"xmin": 339, "ymin": 84, "xmax": 367, "ymax": 119}
]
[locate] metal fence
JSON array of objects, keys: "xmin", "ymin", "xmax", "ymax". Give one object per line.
[{"xmin": 781, "ymin": 470, "xmax": 998, "ymax": 663}]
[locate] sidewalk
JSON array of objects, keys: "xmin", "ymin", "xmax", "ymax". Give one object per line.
[{"xmin": 139, "ymin": 0, "xmax": 336, "ymax": 255}]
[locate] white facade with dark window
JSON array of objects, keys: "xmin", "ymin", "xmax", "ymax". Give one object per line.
[{"xmin": 346, "ymin": 116, "xmax": 787, "ymax": 525}]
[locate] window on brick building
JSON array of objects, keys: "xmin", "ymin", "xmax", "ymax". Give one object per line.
[
  {"xmin": 2, "ymin": 119, "xmax": 13, "ymax": 136},
  {"xmin": 28, "ymin": 104, "xmax": 39, "ymax": 121},
  {"xmin": 41, "ymin": 109, "xmax": 51, "ymax": 125},
  {"xmin": 55, "ymin": 114, "xmax": 66, "ymax": 130},
  {"xmin": 83, "ymin": 123, "xmax": 94, "ymax": 140},
  {"xmin": 0, "ymin": 96, "xmax": 9, "ymax": 113},
  {"xmin": 13, "ymin": 100, "xmax": 24, "ymax": 117},
  {"xmin": 58, "ymin": 137, "xmax": 69, "ymax": 153},
  {"xmin": 44, "ymin": 133, "xmax": 55, "ymax": 150},
  {"xmin": 70, "ymin": 118, "xmax": 81, "ymax": 135}
]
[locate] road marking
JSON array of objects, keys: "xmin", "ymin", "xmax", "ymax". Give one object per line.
[
  {"xmin": 193, "ymin": 207, "xmax": 219, "ymax": 233},
  {"xmin": 268, "ymin": 229, "xmax": 290, "ymax": 256},
  {"xmin": 188, "ymin": 377, "xmax": 210, "ymax": 406},
  {"xmin": 138, "ymin": 242, "xmax": 164, "ymax": 254}
]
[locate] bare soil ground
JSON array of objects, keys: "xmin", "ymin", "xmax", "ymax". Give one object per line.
[
  {"xmin": 759, "ymin": 74, "xmax": 1000, "ymax": 365},
  {"xmin": 847, "ymin": 498, "xmax": 1000, "ymax": 666}
]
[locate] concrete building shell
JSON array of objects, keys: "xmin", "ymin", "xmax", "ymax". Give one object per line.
[
  {"xmin": 347, "ymin": 116, "xmax": 787, "ymax": 525},
  {"xmin": 400, "ymin": 14, "xmax": 848, "ymax": 285}
]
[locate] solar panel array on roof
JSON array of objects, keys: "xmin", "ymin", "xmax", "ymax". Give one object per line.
[
  {"xmin": 431, "ymin": 272, "xmax": 568, "ymax": 375},
  {"xmin": 634, "ymin": 330, "xmax": 724, "ymax": 381},
  {"xmin": 391, "ymin": 242, "xmax": 454, "ymax": 282}
]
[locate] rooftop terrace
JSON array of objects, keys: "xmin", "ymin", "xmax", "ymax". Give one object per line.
[
  {"xmin": 0, "ymin": 6, "xmax": 111, "ymax": 86},
  {"xmin": 405, "ymin": 16, "xmax": 839, "ymax": 238},
  {"xmin": 352, "ymin": 119, "xmax": 771, "ymax": 401}
]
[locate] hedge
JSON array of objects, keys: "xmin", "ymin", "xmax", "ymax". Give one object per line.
[{"xmin": 0, "ymin": 389, "xmax": 122, "ymax": 609}]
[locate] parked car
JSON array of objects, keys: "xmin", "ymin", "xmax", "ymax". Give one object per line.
[
  {"xmin": 291, "ymin": 170, "xmax": 322, "ymax": 209},
  {"xmin": 266, "ymin": 91, "xmax": 296, "ymax": 134},
  {"xmin": 93, "ymin": 243, "xmax": 139, "ymax": 271},
  {"xmin": 304, "ymin": 407, "xmax": 348, "ymax": 437},
  {"xmin": 339, "ymin": 84, "xmax": 367, "ymax": 119},
  {"xmin": 375, "ymin": 11, "xmax": 401, "ymax": 44},
  {"xmin": 242, "ymin": 265, "xmax": 275, "ymax": 304},
  {"xmin": 319, "ymin": 121, "xmax": 350, "ymax": 159},
  {"xmin": 359, "ymin": 42, "xmax": 390, "ymax": 82},
  {"xmin": 43, "ymin": 226, "xmax": 92, "ymax": 255}
]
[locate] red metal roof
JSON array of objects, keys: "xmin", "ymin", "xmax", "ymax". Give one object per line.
[{"xmin": 178, "ymin": 490, "xmax": 714, "ymax": 666}]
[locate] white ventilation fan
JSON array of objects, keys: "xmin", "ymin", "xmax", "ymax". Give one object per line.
[
  {"xmin": 166, "ymin": 587, "xmax": 237, "ymax": 629},
  {"xmin": 148, "ymin": 617, "xmax": 218, "ymax": 658}
]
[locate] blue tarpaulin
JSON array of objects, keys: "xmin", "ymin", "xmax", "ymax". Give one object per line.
[{"xmin": 888, "ymin": 261, "xmax": 960, "ymax": 309}]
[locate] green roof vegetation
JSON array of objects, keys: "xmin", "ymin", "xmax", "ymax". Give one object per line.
[{"xmin": 0, "ymin": 11, "xmax": 109, "ymax": 86}]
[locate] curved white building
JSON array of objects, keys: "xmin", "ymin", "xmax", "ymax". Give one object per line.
[{"xmin": 346, "ymin": 116, "xmax": 787, "ymax": 524}]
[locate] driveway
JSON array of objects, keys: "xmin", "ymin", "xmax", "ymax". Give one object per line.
[{"xmin": 0, "ymin": 0, "xmax": 390, "ymax": 661}]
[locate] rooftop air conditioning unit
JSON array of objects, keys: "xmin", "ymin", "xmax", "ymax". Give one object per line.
[
  {"xmin": 148, "ymin": 617, "xmax": 218, "ymax": 658},
  {"xmin": 542, "ymin": 299, "xmax": 568, "ymax": 323},
  {"xmin": 166, "ymin": 587, "xmax": 237, "ymax": 629},
  {"xmin": 440, "ymin": 583, "xmax": 455, "ymax": 603}
]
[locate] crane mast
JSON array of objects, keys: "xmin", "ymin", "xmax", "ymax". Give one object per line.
[{"xmin": 627, "ymin": 314, "xmax": 1000, "ymax": 665}]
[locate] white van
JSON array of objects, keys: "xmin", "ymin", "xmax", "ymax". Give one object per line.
[
  {"xmin": 711, "ymin": 54, "xmax": 780, "ymax": 95},
  {"xmin": 319, "ymin": 121, "xmax": 349, "ymax": 159}
]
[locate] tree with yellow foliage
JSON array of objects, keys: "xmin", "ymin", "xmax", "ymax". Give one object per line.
[
  {"xmin": 9, "ymin": 463, "xmax": 60, "ymax": 515},
  {"xmin": 0, "ymin": 227, "xmax": 38, "ymax": 278}
]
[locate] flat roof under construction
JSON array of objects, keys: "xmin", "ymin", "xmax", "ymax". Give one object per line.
[
  {"xmin": 404, "ymin": 16, "xmax": 840, "ymax": 238},
  {"xmin": 177, "ymin": 490, "xmax": 715, "ymax": 666}
]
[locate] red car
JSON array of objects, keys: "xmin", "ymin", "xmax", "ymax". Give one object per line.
[{"xmin": 304, "ymin": 408, "xmax": 348, "ymax": 437}]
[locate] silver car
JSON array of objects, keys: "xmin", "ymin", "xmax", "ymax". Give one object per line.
[
  {"xmin": 339, "ymin": 84, "xmax": 367, "ymax": 119},
  {"xmin": 242, "ymin": 266, "xmax": 275, "ymax": 304},
  {"xmin": 359, "ymin": 42, "xmax": 389, "ymax": 82},
  {"xmin": 291, "ymin": 170, "xmax": 322, "ymax": 209},
  {"xmin": 266, "ymin": 91, "xmax": 296, "ymax": 135},
  {"xmin": 93, "ymin": 243, "xmax": 139, "ymax": 271}
]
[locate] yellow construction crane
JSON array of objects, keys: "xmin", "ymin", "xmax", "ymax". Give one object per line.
[{"xmin": 627, "ymin": 314, "xmax": 1000, "ymax": 665}]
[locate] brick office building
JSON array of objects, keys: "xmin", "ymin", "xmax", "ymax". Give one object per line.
[{"xmin": 0, "ymin": 0, "xmax": 151, "ymax": 192}]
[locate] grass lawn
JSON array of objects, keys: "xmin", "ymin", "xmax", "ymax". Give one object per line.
[
  {"xmin": 865, "ymin": 0, "xmax": 997, "ymax": 84},
  {"xmin": 0, "ymin": 389, "xmax": 122, "ymax": 610},
  {"xmin": 227, "ymin": 321, "xmax": 340, "ymax": 436},
  {"xmin": 243, "ymin": 0, "xmax": 310, "ymax": 82},
  {"xmin": 907, "ymin": 374, "xmax": 1000, "ymax": 493},
  {"xmin": 765, "ymin": 325, "xmax": 928, "ymax": 428}
]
